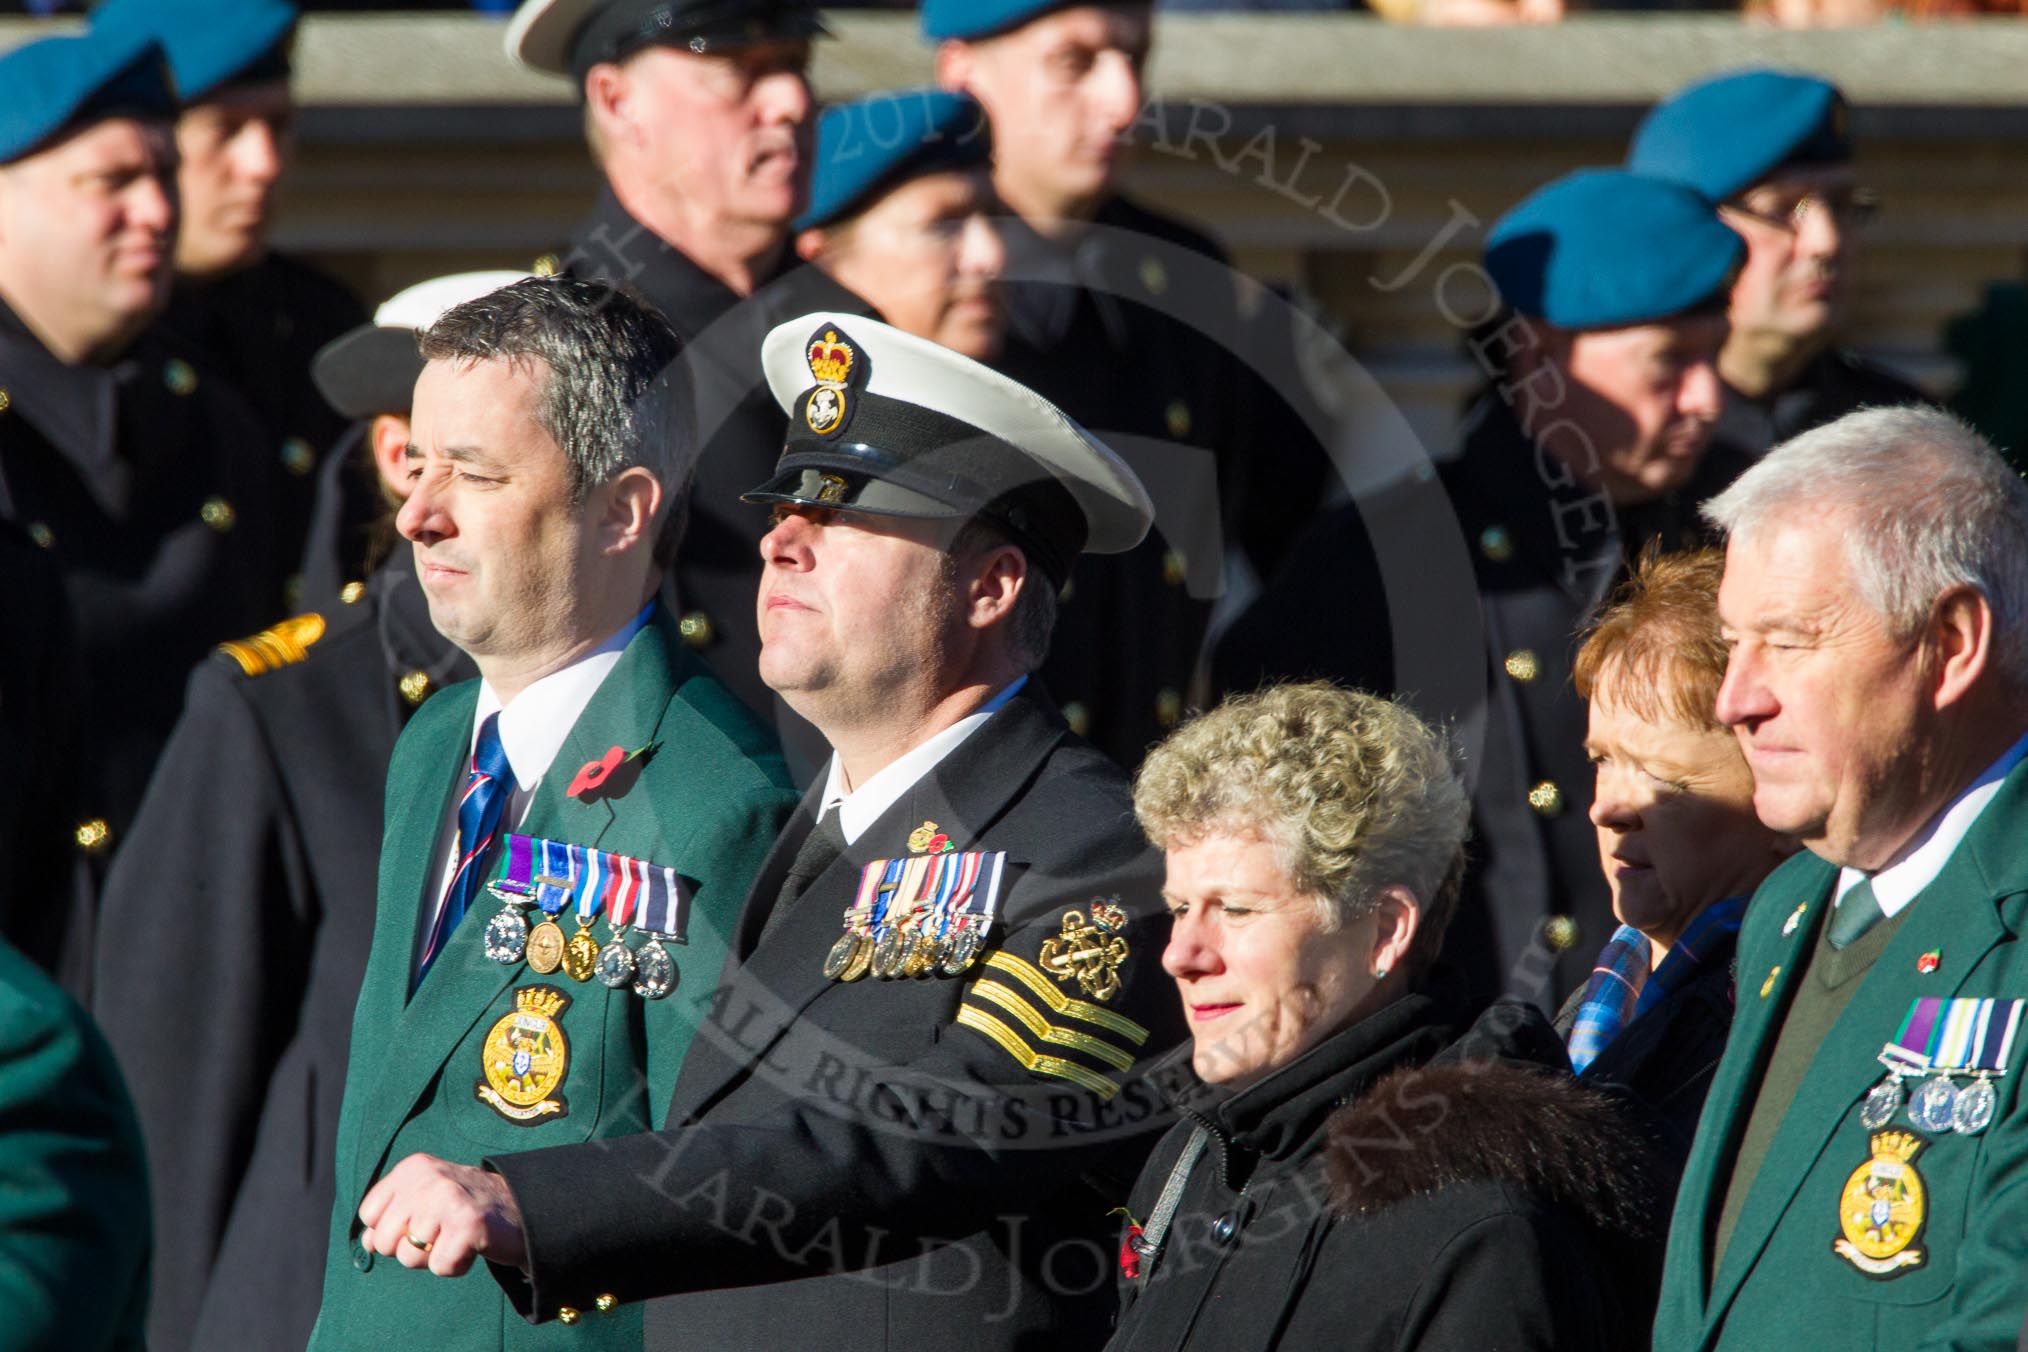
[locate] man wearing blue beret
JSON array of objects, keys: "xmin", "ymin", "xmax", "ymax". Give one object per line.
[
  {"xmin": 792, "ymin": 90, "xmax": 1007, "ymax": 362},
  {"xmin": 93, "ymin": 0, "xmax": 367, "ymax": 580},
  {"xmin": 930, "ymin": 0, "xmax": 1323, "ymax": 772},
  {"xmin": 0, "ymin": 28, "xmax": 294, "ymax": 989},
  {"xmin": 1630, "ymin": 69, "xmax": 1927, "ymax": 482},
  {"xmin": 504, "ymin": 0, "xmax": 834, "ymax": 731},
  {"xmin": 1216, "ymin": 169, "xmax": 1741, "ymax": 1007}
]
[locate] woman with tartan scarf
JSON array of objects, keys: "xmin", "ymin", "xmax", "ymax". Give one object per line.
[{"xmin": 1553, "ymin": 547, "xmax": 1797, "ymax": 1329}]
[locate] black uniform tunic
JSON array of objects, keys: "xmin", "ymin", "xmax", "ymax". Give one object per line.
[
  {"xmin": 992, "ymin": 195, "xmax": 1321, "ymax": 769},
  {"xmin": 93, "ymin": 554, "xmax": 471, "ymax": 1352},
  {"xmin": 487, "ymin": 684, "xmax": 1186, "ymax": 1350},
  {"xmin": 0, "ymin": 298, "xmax": 294, "ymax": 990},
  {"xmin": 161, "ymin": 250, "xmax": 369, "ymax": 579},
  {"xmin": 1214, "ymin": 395, "xmax": 1710, "ymax": 1006}
]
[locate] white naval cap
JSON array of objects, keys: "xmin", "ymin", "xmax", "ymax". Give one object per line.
[
  {"xmin": 310, "ymin": 270, "xmax": 531, "ymax": 421},
  {"xmin": 746, "ymin": 312, "xmax": 1154, "ymax": 586}
]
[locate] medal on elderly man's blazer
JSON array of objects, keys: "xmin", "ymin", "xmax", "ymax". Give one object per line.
[
  {"xmin": 476, "ymin": 985, "xmax": 572, "ymax": 1124},
  {"xmin": 628, "ymin": 855, "xmax": 691, "ymax": 999},
  {"xmin": 1833, "ymin": 1131, "xmax": 1928, "ymax": 1278},
  {"xmin": 1874, "ymin": 996, "xmax": 2023, "ymax": 1134}
]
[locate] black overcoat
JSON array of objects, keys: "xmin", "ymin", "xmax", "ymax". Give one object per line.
[{"xmin": 1107, "ymin": 992, "xmax": 1646, "ymax": 1351}]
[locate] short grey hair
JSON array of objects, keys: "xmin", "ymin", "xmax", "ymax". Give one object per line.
[
  {"xmin": 419, "ymin": 274, "xmax": 694, "ymax": 567},
  {"xmin": 1703, "ymin": 405, "xmax": 2028, "ymax": 688}
]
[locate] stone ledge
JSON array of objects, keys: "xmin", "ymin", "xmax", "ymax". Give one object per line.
[{"xmin": 11, "ymin": 13, "xmax": 2028, "ymax": 114}]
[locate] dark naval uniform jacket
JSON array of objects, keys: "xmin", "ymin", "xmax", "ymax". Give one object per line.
[
  {"xmin": 0, "ymin": 299, "xmax": 292, "ymax": 994},
  {"xmin": 1702, "ymin": 346, "xmax": 1929, "ymax": 480},
  {"xmin": 93, "ymin": 554, "xmax": 473, "ymax": 1352},
  {"xmin": 483, "ymin": 683, "xmax": 1185, "ymax": 1349},
  {"xmin": 0, "ymin": 935, "xmax": 152, "ymax": 1352},
  {"xmin": 1215, "ymin": 395, "xmax": 1708, "ymax": 1005},
  {"xmin": 1656, "ymin": 755, "xmax": 2028, "ymax": 1352},
  {"xmin": 0, "ymin": 520, "xmax": 84, "ymax": 972},
  {"xmin": 311, "ymin": 609, "xmax": 798, "ymax": 1352},
  {"xmin": 554, "ymin": 188, "xmax": 861, "ymax": 742},
  {"xmin": 1107, "ymin": 993, "xmax": 1638, "ymax": 1352},
  {"xmin": 160, "ymin": 251, "xmax": 369, "ymax": 566},
  {"xmin": 993, "ymin": 194, "xmax": 1308, "ymax": 769}
]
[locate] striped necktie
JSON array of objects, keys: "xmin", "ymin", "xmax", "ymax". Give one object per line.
[{"xmin": 417, "ymin": 712, "xmax": 513, "ymax": 985}]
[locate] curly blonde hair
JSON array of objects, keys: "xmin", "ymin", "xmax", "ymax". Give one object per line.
[{"xmin": 1133, "ymin": 683, "xmax": 1471, "ymax": 962}]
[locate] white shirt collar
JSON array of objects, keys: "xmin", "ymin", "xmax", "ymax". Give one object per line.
[
  {"xmin": 469, "ymin": 603, "xmax": 653, "ymax": 793},
  {"xmin": 818, "ymin": 676, "xmax": 1026, "ymax": 845},
  {"xmin": 1836, "ymin": 728, "xmax": 2028, "ymax": 919}
]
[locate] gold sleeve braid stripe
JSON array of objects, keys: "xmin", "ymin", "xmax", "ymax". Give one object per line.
[
  {"xmin": 967, "ymin": 979, "xmax": 1136, "ymax": 1071},
  {"xmin": 954, "ymin": 1006, "xmax": 1121, "ymax": 1100},
  {"xmin": 981, "ymin": 952, "xmax": 1151, "ymax": 1044},
  {"xmin": 216, "ymin": 613, "xmax": 327, "ymax": 677}
]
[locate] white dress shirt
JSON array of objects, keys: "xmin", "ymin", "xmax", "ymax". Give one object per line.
[
  {"xmin": 1834, "ymin": 728, "xmax": 2028, "ymax": 919},
  {"xmin": 414, "ymin": 604, "xmax": 652, "ymax": 974},
  {"xmin": 816, "ymin": 677, "xmax": 1027, "ymax": 845}
]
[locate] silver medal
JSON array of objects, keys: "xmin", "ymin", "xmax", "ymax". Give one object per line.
[
  {"xmin": 595, "ymin": 938, "xmax": 637, "ymax": 989},
  {"xmin": 483, "ymin": 907, "xmax": 530, "ymax": 964},
  {"xmin": 1953, "ymin": 1075, "xmax": 1998, "ymax": 1135},
  {"xmin": 1910, "ymin": 1074, "xmax": 1960, "ymax": 1133},
  {"xmin": 631, "ymin": 935, "xmax": 678, "ymax": 1000},
  {"xmin": 940, "ymin": 925, "xmax": 985, "ymax": 977},
  {"xmin": 1861, "ymin": 1075, "xmax": 1905, "ymax": 1130}
]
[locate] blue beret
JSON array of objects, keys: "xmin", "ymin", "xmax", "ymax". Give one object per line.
[
  {"xmin": 0, "ymin": 30, "xmax": 176, "ymax": 166},
  {"xmin": 1485, "ymin": 169, "xmax": 1743, "ymax": 330},
  {"xmin": 1628, "ymin": 70, "xmax": 1849, "ymax": 204},
  {"xmin": 922, "ymin": 0, "xmax": 1085, "ymax": 42},
  {"xmin": 796, "ymin": 91, "xmax": 991, "ymax": 233},
  {"xmin": 93, "ymin": 0, "xmax": 297, "ymax": 102}
]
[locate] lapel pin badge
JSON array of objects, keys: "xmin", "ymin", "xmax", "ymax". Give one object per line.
[
  {"xmin": 1917, "ymin": 950, "xmax": 1942, "ymax": 975},
  {"xmin": 1783, "ymin": 903, "xmax": 1807, "ymax": 937},
  {"xmin": 1761, "ymin": 965, "xmax": 1782, "ymax": 999}
]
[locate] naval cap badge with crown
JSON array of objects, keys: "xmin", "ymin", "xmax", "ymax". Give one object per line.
[{"xmin": 802, "ymin": 323, "xmax": 867, "ymax": 437}]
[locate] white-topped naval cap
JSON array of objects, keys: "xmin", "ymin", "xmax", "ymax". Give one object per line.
[{"xmin": 757, "ymin": 312, "xmax": 1154, "ymax": 559}]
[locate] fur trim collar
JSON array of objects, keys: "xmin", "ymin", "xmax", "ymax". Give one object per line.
[{"xmin": 1323, "ymin": 1059, "xmax": 1653, "ymax": 1236}]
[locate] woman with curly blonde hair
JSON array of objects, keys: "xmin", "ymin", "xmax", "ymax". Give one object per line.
[{"xmin": 1107, "ymin": 682, "xmax": 1642, "ymax": 1351}]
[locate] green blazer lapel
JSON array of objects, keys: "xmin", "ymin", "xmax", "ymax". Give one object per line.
[
  {"xmin": 516, "ymin": 616, "xmax": 683, "ymax": 859},
  {"xmin": 1663, "ymin": 853, "xmax": 1832, "ymax": 1337},
  {"xmin": 1704, "ymin": 788, "xmax": 2021, "ymax": 1336},
  {"xmin": 346, "ymin": 683, "xmax": 481, "ymax": 1186}
]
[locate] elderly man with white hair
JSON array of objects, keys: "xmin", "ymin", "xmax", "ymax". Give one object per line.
[{"xmin": 1655, "ymin": 404, "xmax": 2028, "ymax": 1352}]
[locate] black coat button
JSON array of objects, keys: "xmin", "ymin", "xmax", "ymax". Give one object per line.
[{"xmin": 1211, "ymin": 1213, "xmax": 1237, "ymax": 1244}]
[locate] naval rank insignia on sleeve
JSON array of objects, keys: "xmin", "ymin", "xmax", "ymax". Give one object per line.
[
  {"xmin": 1834, "ymin": 1131, "xmax": 1928, "ymax": 1278},
  {"xmin": 1038, "ymin": 900, "xmax": 1131, "ymax": 1003},
  {"xmin": 477, "ymin": 985, "xmax": 572, "ymax": 1124}
]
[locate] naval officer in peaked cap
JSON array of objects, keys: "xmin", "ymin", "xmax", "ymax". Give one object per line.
[{"xmin": 352, "ymin": 311, "xmax": 1186, "ymax": 1352}]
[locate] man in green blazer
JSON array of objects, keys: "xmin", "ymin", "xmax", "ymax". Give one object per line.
[
  {"xmin": 1655, "ymin": 403, "xmax": 2028, "ymax": 1351},
  {"xmin": 309, "ymin": 275, "xmax": 797, "ymax": 1351}
]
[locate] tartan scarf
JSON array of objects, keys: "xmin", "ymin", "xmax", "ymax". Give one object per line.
[{"xmin": 1566, "ymin": 894, "xmax": 1748, "ymax": 1075}]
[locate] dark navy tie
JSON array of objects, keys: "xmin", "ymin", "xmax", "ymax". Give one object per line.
[{"xmin": 417, "ymin": 712, "xmax": 513, "ymax": 984}]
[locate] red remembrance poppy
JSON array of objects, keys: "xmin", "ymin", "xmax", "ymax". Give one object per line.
[{"xmin": 568, "ymin": 745, "xmax": 626, "ymax": 799}]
